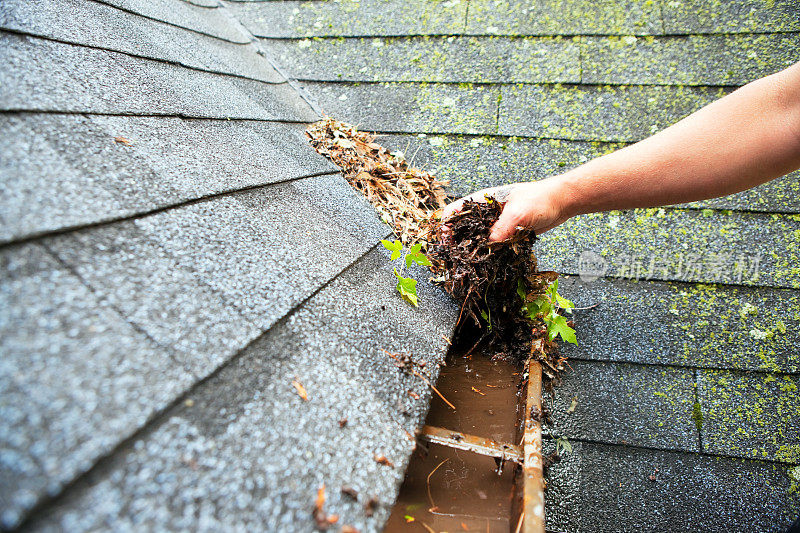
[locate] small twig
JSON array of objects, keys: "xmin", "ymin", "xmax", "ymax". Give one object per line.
[
  {"xmin": 414, "ymin": 370, "xmax": 456, "ymax": 410},
  {"xmin": 382, "ymin": 350, "xmax": 456, "ymax": 410},
  {"xmin": 419, "ymin": 522, "xmax": 436, "ymax": 533},
  {"xmin": 571, "ymin": 302, "xmax": 600, "ymax": 310},
  {"xmin": 463, "ymin": 333, "xmax": 487, "ymax": 359},
  {"xmin": 426, "ymin": 458, "xmax": 449, "ymax": 510},
  {"xmin": 514, "ymin": 511, "xmax": 525, "ymax": 533}
]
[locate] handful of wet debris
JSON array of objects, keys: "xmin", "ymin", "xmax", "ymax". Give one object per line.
[
  {"xmin": 428, "ymin": 199, "xmax": 566, "ymax": 377},
  {"xmin": 306, "ymin": 118, "xmax": 567, "ymax": 376}
]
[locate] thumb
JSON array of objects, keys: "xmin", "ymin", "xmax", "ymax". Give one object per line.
[{"xmin": 488, "ymin": 209, "xmax": 520, "ymax": 242}]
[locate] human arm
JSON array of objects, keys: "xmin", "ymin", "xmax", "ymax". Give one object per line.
[{"xmin": 443, "ymin": 61, "xmax": 800, "ymax": 241}]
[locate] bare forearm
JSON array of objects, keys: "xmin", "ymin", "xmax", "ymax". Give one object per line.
[{"xmin": 558, "ymin": 62, "xmax": 800, "ymax": 218}]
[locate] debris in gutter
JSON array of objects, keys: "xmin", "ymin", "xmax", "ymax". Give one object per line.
[
  {"xmin": 113, "ymin": 135, "xmax": 132, "ymax": 146},
  {"xmin": 306, "ymin": 117, "xmax": 448, "ymax": 245},
  {"xmin": 383, "ymin": 349, "xmax": 455, "ymax": 410},
  {"xmin": 308, "ymin": 118, "xmax": 573, "ymax": 533}
]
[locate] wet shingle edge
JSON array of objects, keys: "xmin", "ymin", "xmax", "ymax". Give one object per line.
[
  {"xmin": 0, "ymin": 0, "xmax": 284, "ymax": 84},
  {"xmin": 0, "ymin": 114, "xmax": 337, "ymax": 245},
  {"xmin": 94, "ymin": 0, "xmax": 251, "ymax": 43}
]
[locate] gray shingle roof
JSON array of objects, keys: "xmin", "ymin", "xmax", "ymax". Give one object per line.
[
  {"xmin": 0, "ymin": 1, "xmax": 457, "ymax": 530},
  {"xmin": 236, "ymin": 0, "xmax": 800, "ymax": 529},
  {"xmin": 3, "ymin": 0, "xmax": 799, "ymax": 531}
]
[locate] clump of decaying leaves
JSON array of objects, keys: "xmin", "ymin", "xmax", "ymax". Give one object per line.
[
  {"xmin": 306, "ymin": 118, "xmax": 573, "ymax": 377},
  {"xmin": 306, "ymin": 117, "xmax": 448, "ymax": 245},
  {"xmin": 428, "ymin": 199, "xmax": 571, "ymax": 377}
]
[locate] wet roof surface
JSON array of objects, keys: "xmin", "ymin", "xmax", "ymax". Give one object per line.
[
  {"xmin": 226, "ymin": 0, "xmax": 799, "ymax": 529},
  {"xmin": 1, "ymin": 0, "xmax": 798, "ymax": 531}
]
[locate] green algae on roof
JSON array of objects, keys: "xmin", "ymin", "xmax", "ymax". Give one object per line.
[
  {"xmin": 666, "ymin": 283, "xmax": 800, "ymax": 374},
  {"xmin": 698, "ymin": 370, "xmax": 800, "ymax": 463},
  {"xmin": 300, "ymin": 81, "xmax": 500, "ymax": 135},
  {"xmin": 268, "ymin": 35, "xmax": 580, "ymax": 84},
  {"xmin": 498, "ymin": 83, "xmax": 727, "ymax": 142},
  {"xmin": 233, "ymin": 0, "xmax": 468, "ymax": 38},
  {"xmin": 536, "ymin": 208, "xmax": 800, "ymax": 289},
  {"xmin": 466, "ymin": 0, "xmax": 663, "ymax": 36},
  {"xmin": 581, "ymin": 33, "xmax": 800, "ymax": 86},
  {"xmin": 662, "ymin": 0, "xmax": 800, "ymax": 34}
]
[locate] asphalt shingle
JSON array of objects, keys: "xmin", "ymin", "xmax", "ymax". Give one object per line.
[
  {"xmin": 94, "ymin": 0, "xmax": 251, "ymax": 43},
  {"xmin": 558, "ymin": 277, "xmax": 800, "ymax": 373},
  {"xmin": 26, "ymin": 246, "xmax": 457, "ymax": 532},
  {"xmin": 266, "ymin": 36, "xmax": 580, "ymax": 83},
  {"xmin": 227, "ymin": 0, "xmax": 467, "ymax": 38},
  {"xmin": 545, "ymin": 441, "xmax": 799, "ymax": 532},
  {"xmin": 548, "ymin": 361, "xmax": 698, "ymax": 451},
  {"xmin": 465, "ymin": 0, "xmax": 664, "ymax": 35},
  {"xmin": 0, "ymin": 0, "xmax": 282, "ymax": 83},
  {"xmin": 661, "ymin": 0, "xmax": 800, "ymax": 34},
  {"xmin": 0, "ymin": 33, "xmax": 316, "ymax": 120},
  {"xmin": 46, "ymin": 222, "xmax": 261, "ymax": 377},
  {"xmin": 582, "ymin": 33, "xmax": 800, "ymax": 86},
  {"xmin": 0, "ymin": 243, "xmax": 192, "ymax": 530},
  {"xmin": 536, "ymin": 208, "xmax": 800, "ymax": 288},
  {"xmin": 698, "ymin": 370, "xmax": 800, "ymax": 463},
  {"xmin": 0, "ymin": 114, "xmax": 336, "ymax": 243},
  {"xmin": 499, "ymin": 83, "xmax": 727, "ymax": 142},
  {"xmin": 123, "ymin": 174, "xmax": 389, "ymax": 330},
  {"xmin": 300, "ymin": 81, "xmax": 500, "ymax": 134}
]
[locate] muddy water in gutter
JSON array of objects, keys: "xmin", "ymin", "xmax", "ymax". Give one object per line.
[{"xmin": 385, "ymin": 339, "xmax": 524, "ymax": 532}]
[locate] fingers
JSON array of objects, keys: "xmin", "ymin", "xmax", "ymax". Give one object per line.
[
  {"xmin": 440, "ymin": 197, "xmax": 465, "ymax": 220},
  {"xmin": 488, "ymin": 210, "xmax": 520, "ymax": 242},
  {"xmin": 441, "ymin": 186, "xmax": 504, "ymax": 220}
]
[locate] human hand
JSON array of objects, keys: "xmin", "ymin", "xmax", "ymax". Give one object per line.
[{"xmin": 441, "ymin": 178, "xmax": 572, "ymax": 242}]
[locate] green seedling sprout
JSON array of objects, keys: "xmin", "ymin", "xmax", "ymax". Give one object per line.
[{"xmin": 382, "ymin": 239, "xmax": 431, "ymax": 307}]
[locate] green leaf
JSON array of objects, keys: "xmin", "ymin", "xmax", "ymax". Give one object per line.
[
  {"xmin": 394, "ymin": 268, "xmax": 419, "ymax": 307},
  {"xmin": 516, "ymin": 279, "xmax": 527, "ymax": 302},
  {"xmin": 550, "ymin": 278, "xmax": 559, "ymax": 295},
  {"xmin": 555, "ymin": 293, "xmax": 574, "ymax": 311},
  {"xmin": 554, "ymin": 436, "xmax": 572, "ymax": 455},
  {"xmin": 381, "ymin": 239, "xmax": 403, "ymax": 261},
  {"xmin": 479, "ymin": 308, "xmax": 492, "ymax": 330},
  {"xmin": 406, "ymin": 251, "xmax": 432, "ymax": 268},
  {"xmin": 409, "ymin": 242, "xmax": 423, "ymax": 254},
  {"xmin": 547, "ymin": 315, "xmax": 577, "ymax": 344}
]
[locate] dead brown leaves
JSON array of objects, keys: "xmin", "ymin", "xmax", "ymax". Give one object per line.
[{"xmin": 306, "ymin": 117, "xmax": 448, "ymax": 245}]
